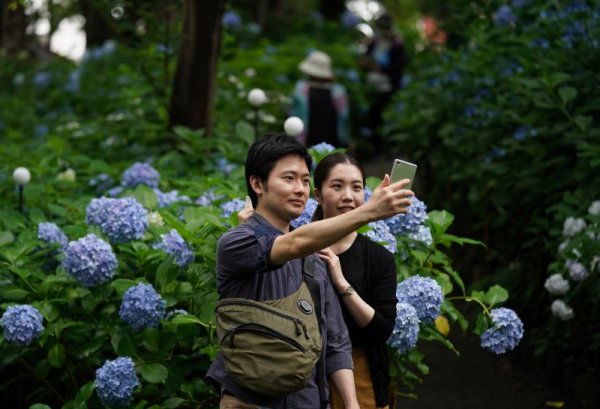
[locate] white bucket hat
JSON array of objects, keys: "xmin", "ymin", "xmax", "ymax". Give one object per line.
[{"xmin": 299, "ymin": 51, "xmax": 334, "ymax": 80}]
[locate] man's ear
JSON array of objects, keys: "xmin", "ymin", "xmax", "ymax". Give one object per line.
[{"xmin": 249, "ymin": 175, "xmax": 264, "ymax": 197}]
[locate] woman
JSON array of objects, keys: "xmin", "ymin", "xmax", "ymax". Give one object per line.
[
  {"xmin": 290, "ymin": 50, "xmax": 350, "ymax": 148},
  {"xmin": 313, "ymin": 152, "xmax": 398, "ymax": 409}
]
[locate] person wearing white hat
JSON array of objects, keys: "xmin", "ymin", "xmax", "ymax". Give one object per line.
[{"xmin": 290, "ymin": 50, "xmax": 350, "ymax": 148}]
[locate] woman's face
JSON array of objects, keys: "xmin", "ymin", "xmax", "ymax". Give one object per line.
[{"xmin": 316, "ymin": 163, "xmax": 365, "ymax": 219}]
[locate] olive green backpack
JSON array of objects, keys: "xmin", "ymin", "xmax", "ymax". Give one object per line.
[{"xmin": 215, "ymin": 258, "xmax": 325, "ymax": 399}]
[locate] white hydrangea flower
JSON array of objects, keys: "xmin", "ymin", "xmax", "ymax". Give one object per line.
[
  {"xmin": 590, "ymin": 256, "xmax": 600, "ymax": 273},
  {"xmin": 558, "ymin": 240, "xmax": 570, "ymax": 253},
  {"xmin": 567, "ymin": 260, "xmax": 589, "ymax": 281},
  {"xmin": 588, "ymin": 200, "xmax": 600, "ymax": 216},
  {"xmin": 544, "ymin": 274, "xmax": 570, "ymax": 295},
  {"xmin": 562, "ymin": 217, "xmax": 586, "ymax": 237},
  {"xmin": 147, "ymin": 211, "xmax": 164, "ymax": 227},
  {"xmin": 551, "ymin": 299, "xmax": 574, "ymax": 321}
]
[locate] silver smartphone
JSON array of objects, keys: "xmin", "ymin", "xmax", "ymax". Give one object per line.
[{"xmin": 390, "ymin": 159, "xmax": 417, "ymax": 189}]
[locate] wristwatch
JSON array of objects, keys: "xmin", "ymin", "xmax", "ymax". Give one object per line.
[{"xmin": 340, "ymin": 285, "xmax": 355, "ymax": 297}]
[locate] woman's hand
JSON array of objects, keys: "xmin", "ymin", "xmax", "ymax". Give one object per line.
[{"xmin": 318, "ymin": 247, "xmax": 347, "ymax": 292}]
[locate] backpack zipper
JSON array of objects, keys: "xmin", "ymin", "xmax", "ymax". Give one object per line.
[
  {"xmin": 217, "ymin": 300, "xmax": 310, "ymax": 339},
  {"xmin": 222, "ymin": 323, "xmax": 307, "ymax": 352}
]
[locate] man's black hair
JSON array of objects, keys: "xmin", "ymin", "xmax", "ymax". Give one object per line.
[{"xmin": 245, "ymin": 133, "xmax": 313, "ymax": 208}]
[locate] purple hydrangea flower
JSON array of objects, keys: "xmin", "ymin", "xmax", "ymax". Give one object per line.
[
  {"xmin": 494, "ymin": 5, "xmax": 517, "ymax": 26},
  {"xmin": 340, "ymin": 10, "xmax": 361, "ymax": 27},
  {"xmin": 34, "ymin": 71, "xmax": 52, "ymax": 88},
  {"xmin": 95, "ymin": 357, "xmax": 139, "ymax": 407},
  {"xmin": 387, "ymin": 302, "xmax": 420, "ymax": 354},
  {"xmin": 119, "ymin": 283, "xmax": 166, "ymax": 331},
  {"xmin": 385, "ymin": 196, "xmax": 428, "ymax": 236},
  {"xmin": 396, "ymin": 276, "xmax": 443, "ymax": 324},
  {"xmin": 153, "ymin": 230, "xmax": 194, "ymax": 267},
  {"xmin": 365, "ymin": 220, "xmax": 397, "ymax": 253},
  {"xmin": 480, "ymin": 307, "xmax": 524, "ymax": 354},
  {"xmin": 291, "ymin": 198, "xmax": 318, "ymax": 228},
  {"xmin": 217, "ymin": 158, "xmax": 237, "ymax": 176},
  {"xmin": 1, "ymin": 305, "xmax": 44, "ymax": 346},
  {"xmin": 513, "ymin": 126, "xmax": 537, "ymax": 141},
  {"xmin": 86, "ymin": 197, "xmax": 148, "ymax": 243},
  {"xmin": 220, "ymin": 198, "xmax": 246, "ymax": 219},
  {"xmin": 62, "ymin": 234, "xmax": 118, "ymax": 287},
  {"xmin": 37, "ymin": 222, "xmax": 68, "ymax": 248},
  {"xmin": 121, "ymin": 162, "xmax": 159, "ymax": 188},
  {"xmin": 153, "ymin": 188, "xmax": 191, "ymax": 208},
  {"xmin": 107, "ymin": 186, "xmax": 124, "ymax": 197}
]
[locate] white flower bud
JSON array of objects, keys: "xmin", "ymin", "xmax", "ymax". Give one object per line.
[
  {"xmin": 13, "ymin": 167, "xmax": 31, "ymax": 185},
  {"xmin": 551, "ymin": 299, "xmax": 574, "ymax": 321},
  {"xmin": 57, "ymin": 168, "xmax": 76, "ymax": 182},
  {"xmin": 284, "ymin": 116, "xmax": 304, "ymax": 137},
  {"xmin": 544, "ymin": 273, "xmax": 569, "ymax": 295},
  {"xmin": 147, "ymin": 211, "xmax": 164, "ymax": 227},
  {"xmin": 247, "ymin": 88, "xmax": 267, "ymax": 107}
]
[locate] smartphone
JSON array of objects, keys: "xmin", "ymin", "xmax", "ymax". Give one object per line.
[{"xmin": 390, "ymin": 159, "xmax": 417, "ymax": 189}]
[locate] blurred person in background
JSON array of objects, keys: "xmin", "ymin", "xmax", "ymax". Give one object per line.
[
  {"xmin": 359, "ymin": 14, "xmax": 406, "ymax": 153},
  {"xmin": 290, "ymin": 50, "xmax": 350, "ymax": 148}
]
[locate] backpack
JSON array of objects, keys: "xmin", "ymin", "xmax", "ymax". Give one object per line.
[{"xmin": 215, "ymin": 258, "xmax": 323, "ymax": 397}]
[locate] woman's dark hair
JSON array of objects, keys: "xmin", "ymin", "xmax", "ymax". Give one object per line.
[
  {"xmin": 245, "ymin": 133, "xmax": 313, "ymax": 208},
  {"xmin": 312, "ymin": 152, "xmax": 365, "ymax": 221}
]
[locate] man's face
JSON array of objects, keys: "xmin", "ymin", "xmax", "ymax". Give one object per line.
[{"xmin": 252, "ymin": 154, "xmax": 310, "ymax": 227}]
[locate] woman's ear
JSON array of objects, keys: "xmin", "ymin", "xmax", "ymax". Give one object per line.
[{"xmin": 314, "ymin": 188, "xmax": 322, "ymax": 204}]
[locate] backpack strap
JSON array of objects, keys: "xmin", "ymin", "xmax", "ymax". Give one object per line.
[{"xmin": 302, "ymin": 257, "xmax": 328, "ymax": 409}]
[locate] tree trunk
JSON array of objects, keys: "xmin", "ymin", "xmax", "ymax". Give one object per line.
[
  {"xmin": 1, "ymin": 0, "xmax": 27, "ymax": 55},
  {"xmin": 169, "ymin": 0, "xmax": 225, "ymax": 135},
  {"xmin": 319, "ymin": 0, "xmax": 345, "ymax": 21},
  {"xmin": 80, "ymin": 0, "xmax": 114, "ymax": 47}
]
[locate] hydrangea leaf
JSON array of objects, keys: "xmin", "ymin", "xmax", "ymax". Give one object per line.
[
  {"xmin": 485, "ymin": 285, "xmax": 509, "ymax": 306},
  {"xmin": 48, "ymin": 343, "xmax": 66, "ymax": 368},
  {"xmin": 0, "ymin": 230, "xmax": 15, "ymax": 246},
  {"xmin": 132, "ymin": 185, "xmax": 158, "ymax": 210},
  {"xmin": 74, "ymin": 381, "xmax": 96, "ymax": 406},
  {"xmin": 0, "ymin": 285, "xmax": 29, "ymax": 300},
  {"xmin": 427, "ymin": 210, "xmax": 454, "ymax": 235},
  {"xmin": 139, "ymin": 362, "xmax": 168, "ymax": 384}
]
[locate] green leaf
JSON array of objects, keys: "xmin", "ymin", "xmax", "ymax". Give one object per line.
[
  {"xmin": 574, "ymin": 115, "xmax": 592, "ymax": 132},
  {"xmin": 132, "ymin": 185, "xmax": 158, "ymax": 210},
  {"xmin": 74, "ymin": 381, "xmax": 95, "ymax": 405},
  {"xmin": 235, "ymin": 120, "xmax": 255, "ymax": 144},
  {"xmin": 427, "ymin": 210, "xmax": 454, "ymax": 236},
  {"xmin": 474, "ymin": 312, "xmax": 490, "ymax": 336},
  {"xmin": 139, "ymin": 362, "xmax": 169, "ymax": 384},
  {"xmin": 168, "ymin": 314, "xmax": 210, "ymax": 327},
  {"xmin": 558, "ymin": 86, "xmax": 577, "ymax": 105},
  {"xmin": 470, "ymin": 290, "xmax": 488, "ymax": 304},
  {"xmin": 0, "ymin": 286, "xmax": 29, "ymax": 301},
  {"xmin": 485, "ymin": 285, "xmax": 509, "ymax": 306},
  {"xmin": 162, "ymin": 398, "xmax": 185, "ymax": 409},
  {"xmin": 110, "ymin": 279, "xmax": 140, "ymax": 296},
  {"xmin": 0, "ymin": 231, "xmax": 15, "ymax": 246},
  {"xmin": 48, "ymin": 343, "xmax": 66, "ymax": 368},
  {"xmin": 29, "ymin": 405, "xmax": 52, "ymax": 409}
]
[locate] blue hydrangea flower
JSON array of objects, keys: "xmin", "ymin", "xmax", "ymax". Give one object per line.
[
  {"xmin": 107, "ymin": 186, "xmax": 124, "ymax": 197},
  {"xmin": 95, "ymin": 357, "xmax": 139, "ymax": 407},
  {"xmin": 153, "ymin": 188, "xmax": 191, "ymax": 208},
  {"xmin": 291, "ymin": 198, "xmax": 318, "ymax": 228},
  {"xmin": 195, "ymin": 188, "xmax": 222, "ymax": 206},
  {"xmin": 480, "ymin": 307, "xmax": 524, "ymax": 354},
  {"xmin": 37, "ymin": 222, "xmax": 68, "ymax": 248},
  {"xmin": 494, "ymin": 5, "xmax": 517, "ymax": 26},
  {"xmin": 387, "ymin": 302, "xmax": 420, "ymax": 354},
  {"xmin": 220, "ymin": 198, "xmax": 246, "ymax": 219},
  {"xmin": 216, "ymin": 158, "xmax": 237, "ymax": 176},
  {"xmin": 364, "ymin": 186, "xmax": 372, "ymax": 201},
  {"xmin": 408, "ymin": 225, "xmax": 433, "ymax": 246},
  {"xmin": 1, "ymin": 305, "xmax": 44, "ymax": 346},
  {"xmin": 86, "ymin": 197, "xmax": 148, "ymax": 243},
  {"xmin": 34, "ymin": 71, "xmax": 52, "ymax": 88},
  {"xmin": 365, "ymin": 220, "xmax": 397, "ymax": 253},
  {"xmin": 310, "ymin": 142, "xmax": 336, "ymax": 154},
  {"xmin": 396, "ymin": 276, "xmax": 443, "ymax": 324},
  {"xmin": 222, "ymin": 10, "xmax": 242, "ymax": 28},
  {"xmin": 340, "ymin": 10, "xmax": 360, "ymax": 27},
  {"xmin": 385, "ymin": 196, "xmax": 428, "ymax": 236},
  {"xmin": 62, "ymin": 234, "xmax": 118, "ymax": 287},
  {"xmin": 153, "ymin": 230, "xmax": 195, "ymax": 267},
  {"xmin": 119, "ymin": 283, "xmax": 166, "ymax": 331},
  {"xmin": 121, "ymin": 162, "xmax": 159, "ymax": 188}
]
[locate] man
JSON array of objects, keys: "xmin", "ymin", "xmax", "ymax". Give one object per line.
[{"xmin": 207, "ymin": 133, "xmax": 413, "ymax": 408}]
